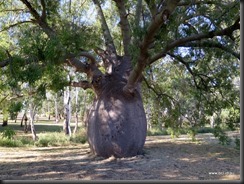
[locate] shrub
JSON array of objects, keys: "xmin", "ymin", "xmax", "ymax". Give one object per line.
[
  {"xmin": 147, "ymin": 127, "xmax": 168, "ymax": 136},
  {"xmin": 197, "ymin": 127, "xmax": 215, "ymax": 134},
  {"xmin": 35, "ymin": 132, "xmax": 70, "ymax": 147},
  {"xmin": 19, "ymin": 137, "xmax": 35, "ymax": 146},
  {"xmin": 70, "ymin": 128, "xmax": 87, "ymax": 144},
  {"xmin": 187, "ymin": 128, "xmax": 197, "ymax": 141},
  {"xmin": 1, "ymin": 127, "xmax": 16, "ymax": 140},
  {"xmin": 0, "ymin": 138, "xmax": 23, "ymax": 147},
  {"xmin": 234, "ymin": 137, "xmax": 240, "ymax": 150},
  {"xmin": 167, "ymin": 127, "xmax": 180, "ymax": 138}
]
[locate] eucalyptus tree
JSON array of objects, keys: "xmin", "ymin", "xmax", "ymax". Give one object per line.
[{"xmin": 0, "ymin": 0, "xmax": 240, "ymax": 157}]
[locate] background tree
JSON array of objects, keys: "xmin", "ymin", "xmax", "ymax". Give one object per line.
[{"xmin": 0, "ymin": 0, "xmax": 240, "ymax": 157}]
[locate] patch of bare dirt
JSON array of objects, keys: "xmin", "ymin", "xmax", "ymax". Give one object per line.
[{"xmin": 0, "ymin": 133, "xmax": 240, "ymax": 181}]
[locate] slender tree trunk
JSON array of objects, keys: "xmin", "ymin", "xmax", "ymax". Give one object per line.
[
  {"xmin": 63, "ymin": 86, "xmax": 72, "ymax": 136},
  {"xmin": 20, "ymin": 112, "xmax": 27, "ymax": 127},
  {"xmin": 29, "ymin": 102, "xmax": 38, "ymax": 141},
  {"xmin": 54, "ymin": 93, "xmax": 59, "ymax": 123},
  {"xmin": 14, "ymin": 113, "xmax": 18, "ymax": 123},
  {"xmin": 73, "ymin": 87, "xmax": 79, "ymax": 134},
  {"xmin": 24, "ymin": 115, "xmax": 28, "ymax": 133},
  {"xmin": 47, "ymin": 101, "xmax": 50, "ymax": 120}
]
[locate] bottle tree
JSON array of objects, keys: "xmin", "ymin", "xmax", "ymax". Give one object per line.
[{"xmin": 0, "ymin": 0, "xmax": 240, "ymax": 157}]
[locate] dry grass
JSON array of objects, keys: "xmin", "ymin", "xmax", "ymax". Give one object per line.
[{"xmin": 0, "ymin": 133, "xmax": 240, "ymax": 181}]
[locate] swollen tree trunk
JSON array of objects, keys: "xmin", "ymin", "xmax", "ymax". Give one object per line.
[
  {"xmin": 70, "ymin": 0, "xmax": 180, "ymax": 158},
  {"xmin": 87, "ymin": 85, "xmax": 147, "ymax": 158},
  {"xmin": 85, "ymin": 56, "xmax": 147, "ymax": 158}
]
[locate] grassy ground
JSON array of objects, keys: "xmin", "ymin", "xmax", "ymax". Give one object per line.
[
  {"xmin": 0, "ymin": 115, "xmax": 241, "ymax": 181},
  {"xmin": 0, "ymin": 133, "xmax": 240, "ymax": 180}
]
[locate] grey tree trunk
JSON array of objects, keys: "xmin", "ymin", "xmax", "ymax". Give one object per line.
[
  {"xmin": 54, "ymin": 93, "xmax": 60, "ymax": 123},
  {"xmin": 63, "ymin": 86, "xmax": 72, "ymax": 136},
  {"xmin": 29, "ymin": 102, "xmax": 38, "ymax": 141},
  {"xmin": 73, "ymin": 87, "xmax": 79, "ymax": 134},
  {"xmin": 87, "ymin": 77, "xmax": 147, "ymax": 158}
]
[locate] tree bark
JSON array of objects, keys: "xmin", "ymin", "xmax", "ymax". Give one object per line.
[
  {"xmin": 87, "ymin": 57, "xmax": 147, "ymax": 158},
  {"xmin": 29, "ymin": 102, "xmax": 38, "ymax": 141},
  {"xmin": 73, "ymin": 87, "xmax": 79, "ymax": 134},
  {"xmin": 54, "ymin": 94, "xmax": 60, "ymax": 123},
  {"xmin": 63, "ymin": 86, "xmax": 72, "ymax": 136}
]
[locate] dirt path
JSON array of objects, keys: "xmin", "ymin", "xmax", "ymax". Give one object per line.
[{"xmin": 0, "ymin": 133, "xmax": 240, "ymax": 181}]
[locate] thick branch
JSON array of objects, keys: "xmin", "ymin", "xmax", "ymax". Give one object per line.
[
  {"xmin": 20, "ymin": 0, "xmax": 40, "ymax": 20},
  {"xmin": 0, "ymin": 59, "xmax": 10, "ymax": 68},
  {"xmin": 20, "ymin": 0, "xmax": 55, "ymax": 37},
  {"xmin": 65, "ymin": 52, "xmax": 103, "ymax": 77},
  {"xmin": 65, "ymin": 57, "xmax": 89, "ymax": 73},
  {"xmin": 178, "ymin": 0, "xmax": 218, "ymax": 6},
  {"xmin": 70, "ymin": 81, "xmax": 92, "ymax": 89},
  {"xmin": 114, "ymin": 0, "xmax": 131, "ymax": 56},
  {"xmin": 0, "ymin": 8, "xmax": 27, "ymax": 12},
  {"xmin": 40, "ymin": 0, "xmax": 47, "ymax": 21},
  {"xmin": 149, "ymin": 17, "xmax": 240, "ymax": 64},
  {"xmin": 0, "ymin": 21, "xmax": 33, "ymax": 32},
  {"xmin": 144, "ymin": 0, "xmax": 157, "ymax": 17},
  {"xmin": 182, "ymin": 41, "xmax": 240, "ymax": 60},
  {"xmin": 93, "ymin": 0, "xmax": 117, "ymax": 55},
  {"xmin": 124, "ymin": 0, "xmax": 180, "ymax": 93}
]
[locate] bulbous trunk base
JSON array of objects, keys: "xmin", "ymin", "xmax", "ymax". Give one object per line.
[{"xmin": 87, "ymin": 84, "xmax": 147, "ymax": 158}]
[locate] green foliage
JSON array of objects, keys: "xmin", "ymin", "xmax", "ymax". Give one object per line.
[
  {"xmin": 19, "ymin": 136, "xmax": 35, "ymax": 146},
  {"xmin": 0, "ymin": 135, "xmax": 34, "ymax": 147},
  {"xmin": 187, "ymin": 128, "xmax": 197, "ymax": 141},
  {"xmin": 0, "ymin": 138, "xmax": 22, "ymax": 147},
  {"xmin": 34, "ymin": 132, "xmax": 70, "ymax": 147},
  {"xmin": 34, "ymin": 128, "xmax": 87, "ymax": 147},
  {"xmin": 8, "ymin": 101, "xmax": 23, "ymax": 120},
  {"xmin": 70, "ymin": 128, "xmax": 87, "ymax": 144},
  {"xmin": 225, "ymin": 107, "xmax": 240, "ymax": 131},
  {"xmin": 213, "ymin": 124, "xmax": 232, "ymax": 146},
  {"xmin": 147, "ymin": 127, "xmax": 168, "ymax": 136},
  {"xmin": 0, "ymin": 0, "xmax": 240, "ymax": 148},
  {"xmin": 166, "ymin": 127, "xmax": 180, "ymax": 139},
  {"xmin": 1, "ymin": 127, "xmax": 16, "ymax": 140},
  {"xmin": 234, "ymin": 137, "xmax": 240, "ymax": 150},
  {"xmin": 197, "ymin": 127, "xmax": 215, "ymax": 134}
]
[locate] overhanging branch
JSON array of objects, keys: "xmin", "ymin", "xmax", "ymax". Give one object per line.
[
  {"xmin": 0, "ymin": 21, "xmax": 33, "ymax": 32},
  {"xmin": 123, "ymin": 0, "xmax": 180, "ymax": 93},
  {"xmin": 40, "ymin": 0, "xmax": 47, "ymax": 21},
  {"xmin": 20, "ymin": 0, "xmax": 55, "ymax": 37},
  {"xmin": 168, "ymin": 52, "xmax": 213, "ymax": 91},
  {"xmin": 70, "ymin": 80, "xmax": 92, "ymax": 89},
  {"xmin": 65, "ymin": 51, "xmax": 103, "ymax": 78},
  {"xmin": 149, "ymin": 17, "xmax": 240, "ymax": 64},
  {"xmin": 181, "ymin": 41, "xmax": 240, "ymax": 60}
]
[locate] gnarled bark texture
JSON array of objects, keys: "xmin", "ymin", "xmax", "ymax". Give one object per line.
[
  {"xmin": 86, "ymin": 56, "xmax": 147, "ymax": 158},
  {"xmin": 87, "ymin": 83, "xmax": 147, "ymax": 158}
]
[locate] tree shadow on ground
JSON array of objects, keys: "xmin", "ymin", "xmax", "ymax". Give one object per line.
[{"xmin": 0, "ymin": 137, "xmax": 240, "ymax": 181}]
